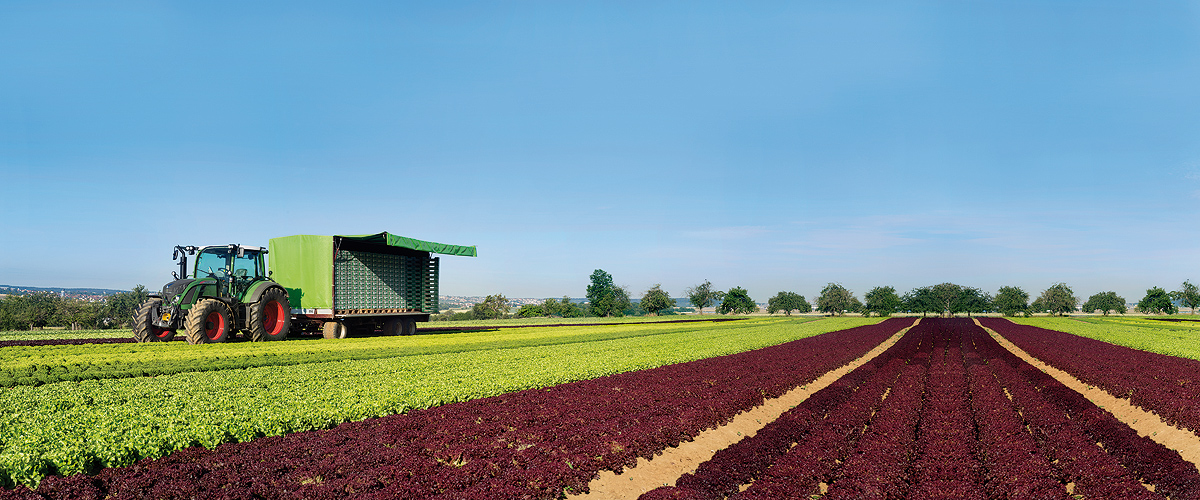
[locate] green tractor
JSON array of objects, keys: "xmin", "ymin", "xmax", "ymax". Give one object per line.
[{"xmin": 132, "ymin": 244, "xmax": 291, "ymax": 344}]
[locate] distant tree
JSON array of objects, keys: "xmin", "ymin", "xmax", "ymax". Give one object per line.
[
  {"xmin": 685, "ymin": 280, "xmax": 722, "ymax": 315},
  {"xmin": 929, "ymin": 283, "xmax": 965, "ymax": 317},
  {"xmin": 472, "ymin": 294, "xmax": 511, "ymax": 319},
  {"xmin": 559, "ymin": 297, "xmax": 587, "ymax": 318},
  {"xmin": 767, "ymin": 291, "xmax": 811, "ymax": 316},
  {"xmin": 58, "ymin": 299, "xmax": 103, "ymax": 330},
  {"xmin": 1173, "ymin": 280, "xmax": 1200, "ymax": 314},
  {"xmin": 862, "ymin": 286, "xmax": 902, "ymax": 317},
  {"xmin": 955, "ymin": 287, "xmax": 992, "ymax": 317},
  {"xmin": 1082, "ymin": 291, "xmax": 1126, "ymax": 315},
  {"xmin": 587, "ymin": 269, "xmax": 630, "ymax": 317},
  {"xmin": 104, "ymin": 285, "xmax": 149, "ymax": 328},
  {"xmin": 1138, "ymin": 287, "xmax": 1178, "ymax": 315},
  {"xmin": 992, "ymin": 286, "xmax": 1030, "ymax": 317},
  {"xmin": 816, "ymin": 283, "xmax": 861, "ymax": 316},
  {"xmin": 641, "ymin": 284, "xmax": 676, "ymax": 316},
  {"xmin": 717, "ymin": 287, "xmax": 757, "ymax": 314},
  {"xmin": 18, "ymin": 291, "xmax": 61, "ymax": 330},
  {"xmin": 516, "ymin": 303, "xmax": 545, "ymax": 318},
  {"xmin": 1032, "ymin": 283, "xmax": 1077, "ymax": 316},
  {"xmin": 902, "ymin": 286, "xmax": 939, "ymax": 317}
]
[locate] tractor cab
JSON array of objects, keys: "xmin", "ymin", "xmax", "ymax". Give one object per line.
[
  {"xmin": 135, "ymin": 243, "xmax": 291, "ymax": 344},
  {"xmin": 192, "ymin": 245, "xmax": 268, "ymax": 300}
]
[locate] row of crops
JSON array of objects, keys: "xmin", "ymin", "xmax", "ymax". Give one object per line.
[
  {"xmin": 1012, "ymin": 315, "xmax": 1200, "ymax": 360},
  {"xmin": 982, "ymin": 318, "xmax": 1200, "ymax": 438},
  {"xmin": 645, "ymin": 318, "xmax": 1198, "ymax": 499},
  {"xmin": 0, "ymin": 318, "xmax": 759, "ymax": 388},
  {"xmin": 0, "ymin": 316, "xmax": 882, "ymax": 490}
]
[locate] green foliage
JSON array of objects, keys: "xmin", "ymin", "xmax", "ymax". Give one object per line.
[
  {"xmin": 992, "ymin": 286, "xmax": 1030, "ymax": 317},
  {"xmin": 1138, "ymin": 286, "xmax": 1178, "ymax": 315},
  {"xmin": 1173, "ymin": 280, "xmax": 1200, "ymax": 314},
  {"xmin": 1031, "ymin": 283, "xmax": 1077, "ymax": 316},
  {"xmin": 515, "ymin": 304, "xmax": 545, "ymax": 318},
  {"xmin": 816, "ymin": 283, "xmax": 861, "ymax": 316},
  {"xmin": 1082, "ymin": 291, "xmax": 1126, "ymax": 315},
  {"xmin": 901, "ymin": 286, "xmax": 939, "ymax": 316},
  {"xmin": 640, "ymin": 285, "xmax": 676, "ymax": 316},
  {"xmin": 0, "ymin": 316, "xmax": 880, "ymax": 487},
  {"xmin": 862, "ymin": 286, "xmax": 901, "ymax": 317},
  {"xmin": 684, "ymin": 280, "xmax": 721, "ymax": 315},
  {"xmin": 767, "ymin": 291, "xmax": 810, "ymax": 316},
  {"xmin": 955, "ymin": 287, "xmax": 991, "ymax": 316},
  {"xmin": 471, "ymin": 294, "xmax": 510, "ymax": 320},
  {"xmin": 716, "ymin": 287, "xmax": 757, "ymax": 314},
  {"xmin": 586, "ymin": 269, "xmax": 629, "ymax": 317}
]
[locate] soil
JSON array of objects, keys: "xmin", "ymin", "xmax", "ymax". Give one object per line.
[
  {"xmin": 976, "ymin": 319, "xmax": 1200, "ymax": 472},
  {"xmin": 569, "ymin": 318, "xmax": 919, "ymax": 499}
]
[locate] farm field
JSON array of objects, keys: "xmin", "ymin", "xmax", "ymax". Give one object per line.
[
  {"xmin": 1011, "ymin": 316, "xmax": 1200, "ymax": 360},
  {"xmin": 2, "ymin": 316, "xmax": 1199, "ymax": 498},
  {"xmin": 0, "ymin": 316, "xmax": 883, "ymax": 491}
]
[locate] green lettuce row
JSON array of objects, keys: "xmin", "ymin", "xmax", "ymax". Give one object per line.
[
  {"xmin": 0, "ymin": 319, "xmax": 800, "ymax": 388},
  {"xmin": 0, "ymin": 317, "xmax": 880, "ymax": 488},
  {"xmin": 1010, "ymin": 316, "xmax": 1200, "ymax": 360}
]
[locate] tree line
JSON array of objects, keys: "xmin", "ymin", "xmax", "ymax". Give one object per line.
[{"xmin": 0, "ymin": 286, "xmax": 150, "ymax": 331}]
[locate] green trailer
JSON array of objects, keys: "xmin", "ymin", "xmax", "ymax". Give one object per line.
[
  {"xmin": 268, "ymin": 232, "xmax": 477, "ymax": 338},
  {"xmin": 132, "ymin": 232, "xmax": 475, "ymax": 344}
]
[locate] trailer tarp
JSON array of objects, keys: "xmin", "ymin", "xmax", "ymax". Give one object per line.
[{"xmin": 340, "ymin": 232, "xmax": 477, "ymax": 257}]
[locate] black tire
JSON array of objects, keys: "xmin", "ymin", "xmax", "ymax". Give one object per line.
[
  {"xmin": 133, "ymin": 298, "xmax": 177, "ymax": 342},
  {"xmin": 248, "ymin": 287, "xmax": 291, "ymax": 341},
  {"xmin": 322, "ymin": 321, "xmax": 349, "ymax": 339},
  {"xmin": 186, "ymin": 299, "xmax": 233, "ymax": 344},
  {"xmin": 383, "ymin": 317, "xmax": 403, "ymax": 336},
  {"xmin": 401, "ymin": 318, "xmax": 416, "ymax": 336}
]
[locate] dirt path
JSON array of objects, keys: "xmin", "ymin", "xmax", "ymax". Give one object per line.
[
  {"xmin": 570, "ymin": 318, "xmax": 920, "ymax": 500},
  {"xmin": 977, "ymin": 319, "xmax": 1200, "ymax": 472}
]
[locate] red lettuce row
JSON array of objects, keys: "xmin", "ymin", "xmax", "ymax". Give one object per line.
[
  {"xmin": 658, "ymin": 319, "xmax": 1179, "ymax": 499},
  {"xmin": 0, "ymin": 319, "xmax": 910, "ymax": 500},
  {"xmin": 643, "ymin": 332, "xmax": 914, "ymax": 500},
  {"xmin": 979, "ymin": 317, "xmax": 1200, "ymax": 436}
]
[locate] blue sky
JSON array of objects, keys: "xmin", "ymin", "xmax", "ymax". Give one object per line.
[{"xmin": 3, "ymin": 1, "xmax": 1200, "ymax": 304}]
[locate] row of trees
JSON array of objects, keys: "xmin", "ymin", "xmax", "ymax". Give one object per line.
[
  {"xmin": 781, "ymin": 280, "xmax": 1200, "ymax": 317},
  {"xmin": 0, "ymin": 286, "xmax": 150, "ymax": 331},
  {"xmin": 431, "ymin": 273, "xmax": 1200, "ymax": 322}
]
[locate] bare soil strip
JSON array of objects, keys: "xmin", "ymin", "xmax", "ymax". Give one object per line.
[
  {"xmin": 570, "ymin": 318, "xmax": 920, "ymax": 499},
  {"xmin": 977, "ymin": 319, "xmax": 1200, "ymax": 473}
]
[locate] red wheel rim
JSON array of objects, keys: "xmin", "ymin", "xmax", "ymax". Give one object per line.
[
  {"xmin": 204, "ymin": 311, "xmax": 225, "ymax": 340},
  {"xmin": 264, "ymin": 300, "xmax": 286, "ymax": 335},
  {"xmin": 153, "ymin": 327, "xmax": 173, "ymax": 339}
]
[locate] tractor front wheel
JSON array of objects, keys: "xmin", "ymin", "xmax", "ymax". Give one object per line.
[
  {"xmin": 186, "ymin": 299, "xmax": 232, "ymax": 344},
  {"xmin": 133, "ymin": 298, "xmax": 176, "ymax": 342},
  {"xmin": 248, "ymin": 288, "xmax": 291, "ymax": 341}
]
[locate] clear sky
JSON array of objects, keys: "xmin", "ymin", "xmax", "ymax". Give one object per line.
[{"xmin": 3, "ymin": 1, "xmax": 1200, "ymax": 305}]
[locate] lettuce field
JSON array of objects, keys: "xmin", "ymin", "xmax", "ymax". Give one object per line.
[{"xmin": 1, "ymin": 316, "xmax": 1198, "ymax": 499}]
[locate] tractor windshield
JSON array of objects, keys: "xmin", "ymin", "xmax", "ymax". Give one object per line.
[{"xmin": 194, "ymin": 248, "xmax": 231, "ymax": 278}]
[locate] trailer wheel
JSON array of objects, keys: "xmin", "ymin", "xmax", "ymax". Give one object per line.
[
  {"xmin": 322, "ymin": 321, "xmax": 349, "ymax": 339},
  {"xmin": 402, "ymin": 318, "xmax": 416, "ymax": 336},
  {"xmin": 186, "ymin": 299, "xmax": 232, "ymax": 344},
  {"xmin": 133, "ymin": 298, "xmax": 176, "ymax": 342},
  {"xmin": 383, "ymin": 318, "xmax": 403, "ymax": 336},
  {"xmin": 248, "ymin": 287, "xmax": 291, "ymax": 341}
]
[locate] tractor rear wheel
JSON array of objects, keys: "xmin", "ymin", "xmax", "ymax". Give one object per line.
[
  {"xmin": 133, "ymin": 298, "xmax": 176, "ymax": 342},
  {"xmin": 322, "ymin": 321, "xmax": 349, "ymax": 339},
  {"xmin": 186, "ymin": 299, "xmax": 233, "ymax": 344},
  {"xmin": 248, "ymin": 288, "xmax": 291, "ymax": 341}
]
